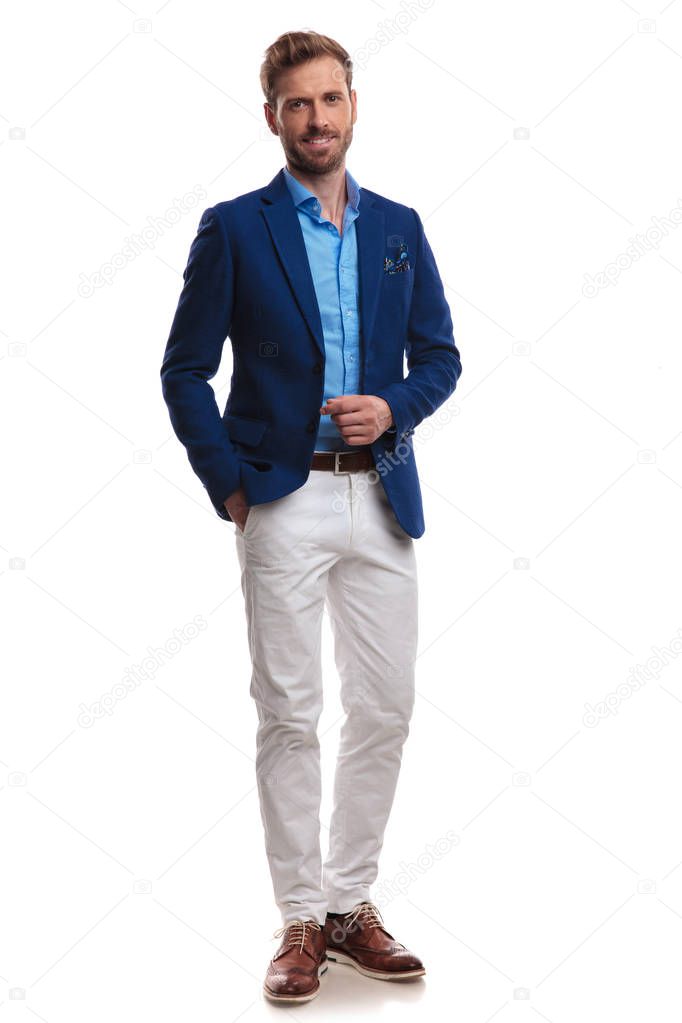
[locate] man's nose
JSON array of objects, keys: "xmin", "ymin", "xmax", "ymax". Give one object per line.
[{"xmin": 307, "ymin": 104, "xmax": 329, "ymax": 128}]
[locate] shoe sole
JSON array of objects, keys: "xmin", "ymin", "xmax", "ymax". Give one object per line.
[
  {"xmin": 326, "ymin": 950, "xmax": 425, "ymax": 980},
  {"xmin": 263, "ymin": 961, "xmax": 328, "ymax": 1003}
]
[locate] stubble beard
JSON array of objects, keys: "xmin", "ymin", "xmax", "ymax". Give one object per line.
[{"xmin": 283, "ymin": 126, "xmax": 353, "ymax": 176}]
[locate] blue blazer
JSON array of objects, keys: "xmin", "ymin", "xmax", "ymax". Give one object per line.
[{"xmin": 160, "ymin": 167, "xmax": 462, "ymax": 538}]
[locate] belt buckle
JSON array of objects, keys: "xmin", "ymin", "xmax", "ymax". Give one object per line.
[{"xmin": 333, "ymin": 451, "xmax": 344, "ymax": 475}]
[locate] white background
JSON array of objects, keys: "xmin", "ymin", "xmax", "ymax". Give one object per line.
[{"xmin": 2, "ymin": 0, "xmax": 682, "ymax": 1019}]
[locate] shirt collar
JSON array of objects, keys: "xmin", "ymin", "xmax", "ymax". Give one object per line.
[{"xmin": 283, "ymin": 164, "xmax": 361, "ymax": 215}]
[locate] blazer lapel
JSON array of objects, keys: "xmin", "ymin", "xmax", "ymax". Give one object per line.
[
  {"xmin": 260, "ymin": 170, "xmax": 325, "ymax": 359},
  {"xmin": 355, "ymin": 200, "xmax": 385, "ymax": 363}
]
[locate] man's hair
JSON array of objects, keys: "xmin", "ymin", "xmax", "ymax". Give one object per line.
[{"xmin": 260, "ymin": 30, "xmax": 353, "ymax": 109}]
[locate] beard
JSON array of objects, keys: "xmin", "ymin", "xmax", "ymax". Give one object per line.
[{"xmin": 282, "ymin": 126, "xmax": 353, "ymax": 176}]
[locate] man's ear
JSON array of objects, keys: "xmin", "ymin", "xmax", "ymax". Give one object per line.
[{"xmin": 263, "ymin": 102, "xmax": 278, "ymax": 135}]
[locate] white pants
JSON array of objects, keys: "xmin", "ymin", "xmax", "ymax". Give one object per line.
[{"xmin": 234, "ymin": 465, "xmax": 418, "ymax": 926}]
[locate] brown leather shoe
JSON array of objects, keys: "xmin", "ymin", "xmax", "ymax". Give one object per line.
[
  {"xmin": 263, "ymin": 919, "xmax": 328, "ymax": 1003},
  {"xmin": 324, "ymin": 901, "xmax": 425, "ymax": 980}
]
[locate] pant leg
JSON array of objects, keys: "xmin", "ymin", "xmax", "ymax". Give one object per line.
[
  {"xmin": 235, "ymin": 470, "xmax": 345, "ymax": 926},
  {"xmin": 321, "ymin": 469, "xmax": 419, "ymax": 913}
]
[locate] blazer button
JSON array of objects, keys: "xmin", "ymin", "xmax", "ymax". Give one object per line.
[
  {"xmin": 312, "ymin": 362, "xmax": 322, "ymax": 374},
  {"xmin": 306, "ymin": 421, "xmax": 317, "ymax": 433}
]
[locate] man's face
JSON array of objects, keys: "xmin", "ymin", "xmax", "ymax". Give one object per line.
[{"xmin": 264, "ymin": 55, "xmax": 357, "ymax": 176}]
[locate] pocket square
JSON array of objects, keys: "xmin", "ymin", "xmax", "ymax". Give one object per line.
[{"xmin": 384, "ymin": 242, "xmax": 410, "ymax": 274}]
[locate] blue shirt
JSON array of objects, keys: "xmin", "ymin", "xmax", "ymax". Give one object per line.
[{"xmin": 283, "ymin": 164, "xmax": 364, "ymax": 452}]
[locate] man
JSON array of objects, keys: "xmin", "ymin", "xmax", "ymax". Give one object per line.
[{"xmin": 160, "ymin": 29, "xmax": 462, "ymax": 1004}]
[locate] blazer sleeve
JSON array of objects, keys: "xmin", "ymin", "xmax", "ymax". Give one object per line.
[
  {"xmin": 374, "ymin": 207, "xmax": 462, "ymax": 444},
  {"xmin": 160, "ymin": 206, "xmax": 241, "ymax": 515}
]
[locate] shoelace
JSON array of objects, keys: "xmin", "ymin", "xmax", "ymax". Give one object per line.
[
  {"xmin": 344, "ymin": 901, "xmax": 386, "ymax": 932},
  {"xmin": 341, "ymin": 901, "xmax": 404, "ymax": 948},
  {"xmin": 272, "ymin": 918, "xmax": 322, "ymax": 954}
]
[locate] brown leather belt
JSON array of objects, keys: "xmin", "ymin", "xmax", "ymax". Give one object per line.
[{"xmin": 310, "ymin": 449, "xmax": 375, "ymax": 473}]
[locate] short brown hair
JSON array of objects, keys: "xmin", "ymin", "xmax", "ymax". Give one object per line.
[{"xmin": 260, "ymin": 30, "xmax": 353, "ymax": 109}]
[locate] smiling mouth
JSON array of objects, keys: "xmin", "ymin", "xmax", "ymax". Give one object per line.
[{"xmin": 302, "ymin": 136, "xmax": 336, "ymax": 147}]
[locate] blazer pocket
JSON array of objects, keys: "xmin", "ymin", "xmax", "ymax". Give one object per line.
[
  {"xmin": 222, "ymin": 413, "xmax": 269, "ymax": 446},
  {"xmin": 383, "ymin": 267, "xmax": 413, "ymax": 284}
]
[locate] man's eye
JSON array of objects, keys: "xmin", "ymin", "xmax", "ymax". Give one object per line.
[{"xmin": 290, "ymin": 96, "xmax": 340, "ymax": 108}]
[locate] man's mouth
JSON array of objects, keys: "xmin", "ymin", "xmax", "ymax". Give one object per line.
[{"xmin": 302, "ymin": 135, "xmax": 336, "ymax": 148}]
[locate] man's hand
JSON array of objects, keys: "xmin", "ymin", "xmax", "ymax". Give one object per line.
[
  {"xmin": 224, "ymin": 485, "xmax": 250, "ymax": 532},
  {"xmin": 319, "ymin": 395, "xmax": 394, "ymax": 445}
]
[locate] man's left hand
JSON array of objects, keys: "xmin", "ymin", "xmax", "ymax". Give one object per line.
[{"xmin": 320, "ymin": 395, "xmax": 394, "ymax": 445}]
